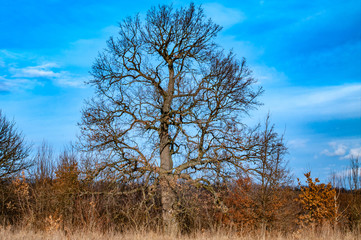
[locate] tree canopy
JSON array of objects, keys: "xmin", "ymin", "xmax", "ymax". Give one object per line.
[{"xmin": 79, "ymin": 3, "xmax": 263, "ymax": 231}]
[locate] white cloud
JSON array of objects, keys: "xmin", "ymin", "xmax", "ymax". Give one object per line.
[
  {"xmin": 322, "ymin": 142, "xmax": 347, "ymax": 157},
  {"xmin": 321, "ymin": 141, "xmax": 361, "ymax": 160},
  {"xmin": 344, "ymin": 147, "xmax": 361, "ymax": 159},
  {"xmin": 203, "ymin": 3, "xmax": 246, "ymax": 29}
]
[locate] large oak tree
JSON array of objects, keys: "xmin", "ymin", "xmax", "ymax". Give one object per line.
[{"xmin": 79, "ymin": 3, "xmax": 262, "ymax": 231}]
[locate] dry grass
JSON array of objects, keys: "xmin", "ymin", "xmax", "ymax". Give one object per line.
[{"xmin": 0, "ymin": 226, "xmax": 359, "ymax": 240}]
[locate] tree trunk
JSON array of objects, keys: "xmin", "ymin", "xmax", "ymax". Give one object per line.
[
  {"xmin": 160, "ymin": 175, "xmax": 178, "ymax": 233},
  {"xmin": 159, "ymin": 127, "xmax": 178, "ymax": 233},
  {"xmin": 159, "ymin": 63, "xmax": 178, "ymax": 233}
]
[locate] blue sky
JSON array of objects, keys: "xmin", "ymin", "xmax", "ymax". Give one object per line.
[{"xmin": 1, "ymin": 0, "xmax": 360, "ymax": 183}]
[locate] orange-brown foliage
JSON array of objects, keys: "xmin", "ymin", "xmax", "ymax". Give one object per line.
[
  {"xmin": 297, "ymin": 172, "xmax": 337, "ymax": 226},
  {"xmin": 221, "ymin": 176, "xmax": 256, "ymax": 230}
]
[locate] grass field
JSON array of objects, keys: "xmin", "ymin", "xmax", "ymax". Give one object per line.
[{"xmin": 0, "ymin": 226, "xmax": 359, "ymax": 240}]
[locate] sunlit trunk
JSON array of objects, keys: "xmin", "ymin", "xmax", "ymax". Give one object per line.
[
  {"xmin": 159, "ymin": 127, "xmax": 178, "ymax": 233},
  {"xmin": 159, "ymin": 63, "xmax": 178, "ymax": 233}
]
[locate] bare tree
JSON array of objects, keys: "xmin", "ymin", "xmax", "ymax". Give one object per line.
[
  {"xmin": 0, "ymin": 110, "xmax": 31, "ymax": 179},
  {"xmin": 348, "ymin": 156, "xmax": 360, "ymax": 192},
  {"xmin": 245, "ymin": 114, "xmax": 291, "ymax": 231},
  {"xmin": 79, "ymin": 3, "xmax": 262, "ymax": 232},
  {"xmin": 32, "ymin": 141, "xmax": 55, "ymax": 183}
]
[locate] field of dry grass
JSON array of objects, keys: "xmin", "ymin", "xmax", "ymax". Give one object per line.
[{"xmin": 0, "ymin": 226, "xmax": 359, "ymax": 240}]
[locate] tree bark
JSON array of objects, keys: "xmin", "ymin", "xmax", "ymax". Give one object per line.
[
  {"xmin": 159, "ymin": 64, "xmax": 178, "ymax": 233},
  {"xmin": 159, "ymin": 125, "xmax": 177, "ymax": 232},
  {"xmin": 160, "ymin": 174, "xmax": 178, "ymax": 233}
]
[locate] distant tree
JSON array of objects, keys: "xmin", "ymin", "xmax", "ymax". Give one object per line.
[
  {"xmin": 30, "ymin": 141, "xmax": 57, "ymax": 230},
  {"xmin": 78, "ymin": 3, "xmax": 262, "ymax": 232},
  {"xmin": 297, "ymin": 172, "xmax": 337, "ymax": 226},
  {"xmin": 331, "ymin": 156, "xmax": 361, "ymax": 229},
  {"xmin": 246, "ymin": 114, "xmax": 291, "ymax": 230},
  {"xmin": 222, "ymin": 175, "xmax": 256, "ymax": 230},
  {"xmin": 347, "ymin": 156, "xmax": 360, "ymax": 192},
  {"xmin": 53, "ymin": 148, "xmax": 81, "ymax": 229},
  {"xmin": 0, "ymin": 110, "xmax": 31, "ymax": 179},
  {"xmin": 222, "ymin": 115, "xmax": 292, "ymax": 232},
  {"xmin": 345, "ymin": 156, "xmax": 361, "ymax": 229},
  {"xmin": 54, "ymin": 149, "xmax": 80, "ymax": 197},
  {"xmin": 32, "ymin": 141, "xmax": 55, "ymax": 183}
]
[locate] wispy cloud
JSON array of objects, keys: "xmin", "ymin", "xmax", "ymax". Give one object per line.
[
  {"xmin": 10, "ymin": 63, "xmax": 60, "ymax": 78},
  {"xmin": 203, "ymin": 3, "xmax": 245, "ymax": 29},
  {"xmin": 252, "ymin": 65, "xmax": 288, "ymax": 86},
  {"xmin": 289, "ymin": 138, "xmax": 309, "ymax": 149},
  {"xmin": 53, "ymin": 73, "xmax": 87, "ymax": 88},
  {"xmin": 264, "ymin": 83, "xmax": 361, "ymax": 119},
  {"xmin": 0, "ymin": 76, "xmax": 41, "ymax": 93},
  {"xmin": 0, "ymin": 49, "xmax": 23, "ymax": 59},
  {"xmin": 0, "ymin": 50, "xmax": 87, "ymax": 91},
  {"xmin": 59, "ymin": 25, "xmax": 118, "ymax": 68},
  {"xmin": 295, "ymin": 84, "xmax": 361, "ymax": 112}
]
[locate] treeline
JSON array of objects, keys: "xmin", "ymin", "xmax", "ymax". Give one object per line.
[
  {"xmin": 0, "ymin": 142, "xmax": 360, "ymax": 234},
  {"xmin": 0, "ymin": 109, "xmax": 361, "ymax": 234}
]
